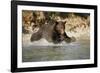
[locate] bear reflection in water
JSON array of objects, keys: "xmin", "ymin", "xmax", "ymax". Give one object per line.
[{"xmin": 30, "ymin": 21, "xmax": 76, "ymax": 44}]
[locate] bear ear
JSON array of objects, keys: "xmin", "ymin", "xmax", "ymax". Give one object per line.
[
  {"xmin": 55, "ymin": 21, "xmax": 59, "ymax": 25},
  {"xmin": 63, "ymin": 21, "xmax": 66, "ymax": 24}
]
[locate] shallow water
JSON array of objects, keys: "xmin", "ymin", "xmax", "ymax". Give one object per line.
[{"xmin": 22, "ymin": 35, "xmax": 90, "ymax": 62}]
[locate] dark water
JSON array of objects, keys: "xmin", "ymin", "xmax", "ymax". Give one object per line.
[{"xmin": 22, "ymin": 39, "xmax": 90, "ymax": 62}]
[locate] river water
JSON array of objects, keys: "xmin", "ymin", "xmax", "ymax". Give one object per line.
[{"xmin": 22, "ymin": 34, "xmax": 90, "ymax": 62}]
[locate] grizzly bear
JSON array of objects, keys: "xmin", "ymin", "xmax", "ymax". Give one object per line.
[{"xmin": 30, "ymin": 21, "xmax": 75, "ymax": 44}]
